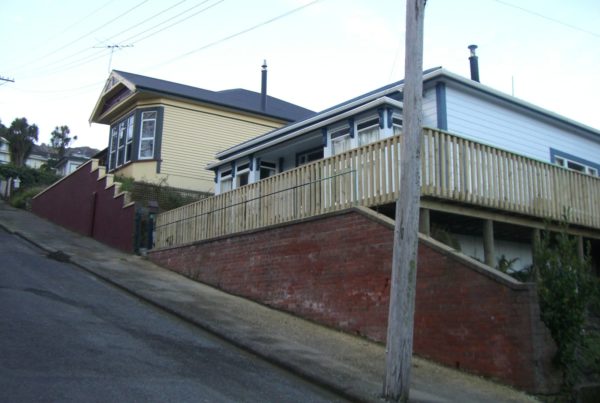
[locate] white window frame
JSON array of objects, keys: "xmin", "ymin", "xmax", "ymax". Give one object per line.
[
  {"xmin": 392, "ymin": 115, "xmax": 403, "ymax": 136},
  {"xmin": 259, "ymin": 160, "xmax": 278, "ymax": 179},
  {"xmin": 555, "ymin": 156, "xmax": 599, "ymax": 177},
  {"xmin": 235, "ymin": 161, "xmax": 251, "ymax": 189},
  {"xmin": 297, "ymin": 149, "xmax": 323, "ymax": 166},
  {"xmin": 139, "ymin": 111, "xmax": 157, "ymax": 160},
  {"xmin": 357, "ymin": 117, "xmax": 380, "ymax": 147},
  {"xmin": 219, "ymin": 168, "xmax": 233, "ymax": 193},
  {"xmin": 125, "ymin": 115, "xmax": 134, "ymax": 163},
  {"xmin": 109, "ymin": 126, "xmax": 118, "ymax": 170},
  {"xmin": 330, "ymin": 126, "xmax": 351, "ymax": 156},
  {"xmin": 117, "ymin": 121, "xmax": 126, "ymax": 167}
]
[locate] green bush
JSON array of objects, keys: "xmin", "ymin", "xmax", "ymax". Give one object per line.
[
  {"xmin": 0, "ymin": 163, "xmax": 59, "ymax": 188},
  {"xmin": 114, "ymin": 175, "xmax": 135, "ymax": 192},
  {"xmin": 534, "ymin": 220, "xmax": 598, "ymax": 390},
  {"xmin": 9, "ymin": 186, "xmax": 46, "ymax": 209}
]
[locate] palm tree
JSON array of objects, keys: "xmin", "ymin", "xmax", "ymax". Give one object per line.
[
  {"xmin": 6, "ymin": 118, "xmax": 38, "ymax": 167},
  {"xmin": 50, "ymin": 125, "xmax": 77, "ymax": 160}
]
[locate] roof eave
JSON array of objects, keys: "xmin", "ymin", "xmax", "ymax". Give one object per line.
[
  {"xmin": 207, "ymin": 96, "xmax": 403, "ymax": 170},
  {"xmin": 215, "ymin": 85, "xmax": 408, "ymax": 159}
]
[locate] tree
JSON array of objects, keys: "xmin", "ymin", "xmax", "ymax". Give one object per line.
[
  {"xmin": 0, "ymin": 119, "xmax": 6, "ymax": 138},
  {"xmin": 5, "ymin": 118, "xmax": 38, "ymax": 167},
  {"xmin": 50, "ymin": 125, "xmax": 77, "ymax": 160}
]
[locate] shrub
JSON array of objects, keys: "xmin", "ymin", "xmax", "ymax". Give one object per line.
[
  {"xmin": 0, "ymin": 163, "xmax": 59, "ymax": 188},
  {"xmin": 9, "ymin": 186, "xmax": 46, "ymax": 209},
  {"xmin": 534, "ymin": 220, "xmax": 598, "ymax": 390}
]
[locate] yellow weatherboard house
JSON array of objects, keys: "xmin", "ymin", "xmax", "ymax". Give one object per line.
[{"xmin": 89, "ymin": 68, "xmax": 314, "ymax": 192}]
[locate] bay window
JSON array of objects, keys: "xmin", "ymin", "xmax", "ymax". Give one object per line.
[{"xmin": 139, "ymin": 111, "xmax": 157, "ymax": 159}]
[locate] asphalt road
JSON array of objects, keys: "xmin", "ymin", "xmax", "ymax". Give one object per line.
[{"xmin": 0, "ymin": 229, "xmax": 346, "ymax": 403}]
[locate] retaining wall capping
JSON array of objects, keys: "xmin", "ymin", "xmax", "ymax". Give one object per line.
[
  {"xmin": 149, "ymin": 206, "xmax": 560, "ymax": 394},
  {"xmin": 31, "ymin": 159, "xmax": 136, "ymax": 252}
]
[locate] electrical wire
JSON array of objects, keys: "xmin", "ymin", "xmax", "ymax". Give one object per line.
[
  {"xmin": 493, "ymin": 0, "xmax": 600, "ymax": 39},
  {"xmin": 49, "ymin": 0, "xmax": 118, "ymax": 42},
  {"xmin": 98, "ymin": 0, "xmax": 189, "ymax": 45},
  {"xmin": 7, "ymin": 0, "xmax": 150, "ymax": 75},
  {"xmin": 8, "ymin": 0, "xmax": 320, "ymax": 98},
  {"xmin": 120, "ymin": 0, "xmax": 218, "ymax": 44},
  {"xmin": 148, "ymin": 0, "xmax": 322, "ymax": 71},
  {"xmin": 16, "ymin": 0, "xmax": 215, "ymax": 79}
]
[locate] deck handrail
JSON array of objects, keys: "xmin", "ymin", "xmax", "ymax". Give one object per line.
[{"xmin": 155, "ymin": 128, "xmax": 600, "ymax": 248}]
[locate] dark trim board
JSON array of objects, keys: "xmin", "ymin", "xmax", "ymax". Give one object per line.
[
  {"xmin": 550, "ymin": 148, "xmax": 600, "ymax": 172},
  {"xmin": 435, "ymin": 82, "xmax": 447, "ymax": 130}
]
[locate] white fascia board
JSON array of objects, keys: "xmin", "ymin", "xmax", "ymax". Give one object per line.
[
  {"xmin": 215, "ymin": 84, "xmax": 407, "ymax": 159},
  {"xmin": 89, "ymin": 72, "xmax": 138, "ymax": 124},
  {"xmin": 207, "ymin": 97, "xmax": 403, "ymax": 170}
]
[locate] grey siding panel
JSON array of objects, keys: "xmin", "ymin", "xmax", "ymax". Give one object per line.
[
  {"xmin": 422, "ymin": 87, "xmax": 437, "ymax": 128},
  {"xmin": 445, "ymin": 85, "xmax": 600, "ymax": 164}
]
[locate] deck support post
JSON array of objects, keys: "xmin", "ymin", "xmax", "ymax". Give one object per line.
[
  {"xmin": 419, "ymin": 208, "xmax": 430, "ymax": 236},
  {"xmin": 531, "ymin": 227, "xmax": 541, "ymax": 268},
  {"xmin": 483, "ymin": 219, "xmax": 495, "ymax": 267}
]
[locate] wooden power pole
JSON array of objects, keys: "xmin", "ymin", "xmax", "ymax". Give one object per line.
[{"xmin": 383, "ymin": 0, "xmax": 426, "ymax": 401}]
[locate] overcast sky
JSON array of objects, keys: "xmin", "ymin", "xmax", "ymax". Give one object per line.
[{"xmin": 1, "ymin": 0, "xmax": 599, "ymax": 151}]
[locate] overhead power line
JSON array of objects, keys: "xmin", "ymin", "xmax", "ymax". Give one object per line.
[
  {"xmin": 94, "ymin": 44, "xmax": 134, "ymax": 72},
  {"xmin": 8, "ymin": 0, "xmax": 321, "ymax": 99},
  {"xmin": 120, "ymin": 0, "xmax": 219, "ymax": 45},
  {"xmin": 7, "ymin": 0, "xmax": 149, "ymax": 75},
  {"xmin": 151, "ymin": 0, "xmax": 322, "ymax": 70},
  {"xmin": 15, "ymin": 0, "xmax": 214, "ymax": 79},
  {"xmin": 493, "ymin": 0, "xmax": 600, "ymax": 39},
  {"xmin": 47, "ymin": 0, "xmax": 118, "ymax": 43}
]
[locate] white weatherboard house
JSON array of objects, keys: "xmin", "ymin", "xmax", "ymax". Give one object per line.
[
  {"xmin": 210, "ymin": 66, "xmax": 600, "ymax": 187},
  {"xmin": 199, "ymin": 66, "xmax": 600, "ymax": 272}
]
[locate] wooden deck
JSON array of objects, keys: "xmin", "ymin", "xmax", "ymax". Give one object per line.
[{"xmin": 155, "ymin": 128, "xmax": 600, "ymax": 248}]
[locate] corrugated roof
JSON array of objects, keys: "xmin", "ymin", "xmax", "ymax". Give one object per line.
[{"xmin": 113, "ymin": 70, "xmax": 315, "ymax": 122}]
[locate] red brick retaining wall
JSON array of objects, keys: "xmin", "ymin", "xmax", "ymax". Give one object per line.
[
  {"xmin": 32, "ymin": 160, "xmax": 135, "ymax": 252},
  {"xmin": 149, "ymin": 207, "xmax": 558, "ymax": 393}
]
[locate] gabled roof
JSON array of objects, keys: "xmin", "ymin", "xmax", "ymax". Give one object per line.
[{"xmin": 90, "ymin": 70, "xmax": 315, "ymax": 124}]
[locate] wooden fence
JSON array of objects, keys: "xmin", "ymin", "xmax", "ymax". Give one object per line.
[{"xmin": 155, "ymin": 128, "xmax": 600, "ymax": 248}]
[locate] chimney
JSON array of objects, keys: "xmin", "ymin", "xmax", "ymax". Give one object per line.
[
  {"xmin": 261, "ymin": 60, "xmax": 267, "ymax": 111},
  {"xmin": 468, "ymin": 44, "xmax": 480, "ymax": 82}
]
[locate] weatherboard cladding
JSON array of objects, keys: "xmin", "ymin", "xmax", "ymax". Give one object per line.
[
  {"xmin": 444, "ymin": 84, "xmax": 600, "ymax": 165},
  {"xmin": 113, "ymin": 70, "xmax": 315, "ymax": 123},
  {"xmin": 422, "ymin": 86, "xmax": 438, "ymax": 128},
  {"xmin": 160, "ymin": 102, "xmax": 283, "ymax": 188}
]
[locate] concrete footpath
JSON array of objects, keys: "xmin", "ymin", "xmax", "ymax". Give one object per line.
[{"xmin": 0, "ymin": 200, "xmax": 538, "ymax": 402}]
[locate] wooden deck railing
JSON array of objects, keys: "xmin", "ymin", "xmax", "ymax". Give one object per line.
[{"xmin": 155, "ymin": 128, "xmax": 600, "ymax": 248}]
